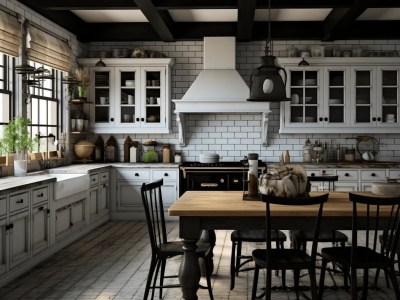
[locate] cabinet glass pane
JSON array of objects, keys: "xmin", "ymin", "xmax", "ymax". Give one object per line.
[
  {"xmin": 381, "ymin": 70, "xmax": 398, "ymax": 124},
  {"xmin": 356, "ymin": 106, "xmax": 370, "ymax": 123},
  {"xmin": 94, "ymin": 71, "xmax": 110, "ymax": 123},
  {"xmin": 382, "ymin": 70, "xmax": 397, "ymax": 86},
  {"xmin": 329, "ymin": 71, "xmax": 344, "ymax": 86},
  {"xmin": 355, "ymin": 71, "xmax": 371, "ymax": 86},
  {"xmin": 145, "ymin": 71, "xmax": 161, "ymax": 124},
  {"xmin": 329, "ymin": 106, "xmax": 344, "ymax": 123},
  {"xmin": 121, "ymin": 107, "xmax": 135, "ymax": 124}
]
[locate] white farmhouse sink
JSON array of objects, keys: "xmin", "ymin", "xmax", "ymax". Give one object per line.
[
  {"xmin": 47, "ymin": 173, "xmax": 89, "ymax": 200},
  {"xmin": 28, "ymin": 171, "xmax": 89, "ymax": 200}
]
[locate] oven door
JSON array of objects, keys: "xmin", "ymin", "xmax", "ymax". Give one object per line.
[{"xmin": 186, "ymin": 173, "xmax": 229, "ymax": 191}]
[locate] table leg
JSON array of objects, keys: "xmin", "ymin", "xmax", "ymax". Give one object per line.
[{"xmin": 179, "ymin": 239, "xmax": 200, "ymax": 299}]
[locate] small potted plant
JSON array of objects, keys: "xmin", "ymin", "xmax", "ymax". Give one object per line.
[
  {"xmin": 0, "ymin": 116, "xmax": 38, "ymax": 176},
  {"xmin": 75, "ymin": 67, "xmax": 90, "ymax": 98}
]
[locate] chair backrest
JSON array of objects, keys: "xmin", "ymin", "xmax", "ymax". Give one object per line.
[
  {"xmin": 349, "ymin": 192, "xmax": 400, "ymax": 264},
  {"xmin": 141, "ymin": 179, "xmax": 167, "ymax": 254},
  {"xmin": 261, "ymin": 193, "xmax": 329, "ymax": 263},
  {"xmin": 307, "ymin": 175, "xmax": 338, "ymax": 191}
]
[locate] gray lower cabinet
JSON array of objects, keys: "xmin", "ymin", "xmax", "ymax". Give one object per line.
[
  {"xmin": 31, "ymin": 185, "xmax": 50, "ymax": 256},
  {"xmin": 89, "ymin": 171, "xmax": 110, "ymax": 221},
  {"xmin": 8, "ymin": 190, "xmax": 30, "ymax": 270},
  {"xmin": 0, "ymin": 215, "xmax": 6, "ymax": 276},
  {"xmin": 55, "ymin": 199, "xmax": 86, "ymax": 241},
  {"xmin": 113, "ymin": 167, "xmax": 178, "ymax": 220}
]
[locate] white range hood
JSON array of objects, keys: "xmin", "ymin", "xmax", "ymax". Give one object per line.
[{"xmin": 173, "ymin": 37, "xmax": 271, "ymax": 146}]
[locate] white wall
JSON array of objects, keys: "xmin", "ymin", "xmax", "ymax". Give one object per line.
[{"xmin": 4, "ymin": 0, "xmax": 400, "ymax": 163}]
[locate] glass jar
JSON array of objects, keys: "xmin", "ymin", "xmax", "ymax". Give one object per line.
[
  {"xmin": 303, "ymin": 145, "xmax": 313, "ymax": 163},
  {"xmin": 174, "ymin": 151, "xmax": 182, "ymax": 163}
]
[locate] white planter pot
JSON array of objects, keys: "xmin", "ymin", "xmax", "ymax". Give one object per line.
[{"xmin": 14, "ymin": 151, "xmax": 28, "ymax": 176}]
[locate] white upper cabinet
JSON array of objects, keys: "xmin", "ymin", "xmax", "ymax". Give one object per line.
[
  {"xmin": 77, "ymin": 58, "xmax": 174, "ymax": 134},
  {"xmin": 279, "ymin": 57, "xmax": 400, "ymax": 134}
]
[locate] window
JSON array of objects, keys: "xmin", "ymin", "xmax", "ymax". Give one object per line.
[
  {"xmin": 26, "ymin": 61, "xmax": 65, "ymax": 153},
  {"xmin": 0, "ymin": 54, "xmax": 14, "ymax": 156}
]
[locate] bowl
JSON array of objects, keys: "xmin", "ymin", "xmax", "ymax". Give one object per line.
[
  {"xmin": 146, "ymin": 115, "xmax": 157, "ymax": 122},
  {"xmin": 74, "ymin": 140, "xmax": 94, "ymax": 160},
  {"xmin": 125, "ymin": 80, "xmax": 135, "ymax": 87}
]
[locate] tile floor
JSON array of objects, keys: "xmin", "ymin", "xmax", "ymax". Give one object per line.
[{"xmin": 0, "ymin": 221, "xmax": 398, "ymax": 299}]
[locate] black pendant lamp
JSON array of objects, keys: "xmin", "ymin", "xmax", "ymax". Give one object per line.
[{"xmin": 248, "ymin": 0, "xmax": 290, "ymax": 102}]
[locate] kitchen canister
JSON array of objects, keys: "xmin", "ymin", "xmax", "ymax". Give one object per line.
[
  {"xmin": 162, "ymin": 144, "xmax": 171, "ymax": 163},
  {"xmin": 174, "ymin": 151, "xmax": 182, "ymax": 163}
]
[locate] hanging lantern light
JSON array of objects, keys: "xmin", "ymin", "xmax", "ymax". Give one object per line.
[{"xmin": 247, "ymin": 0, "xmax": 291, "ymax": 102}]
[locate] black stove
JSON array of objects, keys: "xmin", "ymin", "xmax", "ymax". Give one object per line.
[{"xmin": 179, "ymin": 161, "xmax": 267, "ymax": 196}]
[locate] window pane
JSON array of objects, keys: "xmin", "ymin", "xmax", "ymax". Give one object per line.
[{"xmin": 48, "ymin": 101, "xmax": 57, "ymax": 126}]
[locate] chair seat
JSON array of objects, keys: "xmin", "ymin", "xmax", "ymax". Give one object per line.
[
  {"xmin": 321, "ymin": 246, "xmax": 392, "ymax": 269},
  {"xmin": 252, "ymin": 248, "xmax": 312, "ymax": 270},
  {"xmin": 159, "ymin": 241, "xmax": 211, "ymax": 258},
  {"xmin": 231, "ymin": 229, "xmax": 287, "ymax": 242},
  {"xmin": 291, "ymin": 230, "xmax": 348, "ymax": 243}
]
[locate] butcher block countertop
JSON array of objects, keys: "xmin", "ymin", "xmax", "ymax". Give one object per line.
[{"xmin": 168, "ymin": 191, "xmax": 393, "ymax": 217}]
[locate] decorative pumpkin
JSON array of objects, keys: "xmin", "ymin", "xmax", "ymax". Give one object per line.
[{"xmin": 259, "ymin": 166, "xmax": 310, "ymax": 198}]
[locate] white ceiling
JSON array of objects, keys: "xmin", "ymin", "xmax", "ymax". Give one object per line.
[{"xmin": 72, "ymin": 8, "xmax": 400, "ymax": 23}]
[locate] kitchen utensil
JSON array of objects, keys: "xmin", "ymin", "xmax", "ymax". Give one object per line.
[
  {"xmin": 199, "ymin": 152, "xmax": 220, "ymax": 163},
  {"xmin": 356, "ymin": 136, "xmax": 379, "ymax": 160}
]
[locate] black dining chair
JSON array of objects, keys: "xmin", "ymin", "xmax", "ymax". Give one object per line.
[
  {"xmin": 230, "ymin": 229, "xmax": 287, "ymax": 290},
  {"xmin": 251, "ymin": 193, "xmax": 329, "ymax": 300},
  {"xmin": 141, "ymin": 179, "xmax": 214, "ymax": 300},
  {"xmin": 290, "ymin": 175, "xmax": 348, "ymax": 252},
  {"xmin": 318, "ymin": 192, "xmax": 400, "ymax": 300}
]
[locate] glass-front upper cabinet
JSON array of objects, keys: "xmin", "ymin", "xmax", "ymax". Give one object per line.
[
  {"xmin": 323, "ymin": 67, "xmax": 350, "ymax": 127},
  {"xmin": 377, "ymin": 68, "xmax": 399, "ymax": 126},
  {"xmin": 90, "ymin": 67, "xmax": 114, "ymax": 128},
  {"xmin": 351, "ymin": 67, "xmax": 375, "ymax": 125},
  {"xmin": 78, "ymin": 58, "xmax": 173, "ymax": 134},
  {"xmin": 116, "ymin": 67, "xmax": 139, "ymax": 126},
  {"xmin": 286, "ymin": 68, "xmax": 320, "ymax": 126}
]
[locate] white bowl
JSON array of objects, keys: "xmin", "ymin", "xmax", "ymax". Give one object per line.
[{"xmin": 125, "ymin": 80, "xmax": 135, "ymax": 87}]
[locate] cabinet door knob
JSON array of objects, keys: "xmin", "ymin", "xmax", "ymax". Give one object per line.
[
  {"xmin": 324, "ymin": 117, "xmax": 328, "ymax": 122},
  {"xmin": 372, "ymin": 117, "xmax": 377, "ymax": 121},
  {"xmin": 136, "ymin": 118, "xmax": 140, "ymax": 121},
  {"xmin": 377, "ymin": 117, "xmax": 382, "ymax": 121},
  {"xmin": 135, "ymin": 173, "xmax": 139, "ymax": 176},
  {"xmin": 164, "ymin": 173, "xmax": 168, "ymax": 176},
  {"xmin": 319, "ymin": 117, "xmax": 323, "ymax": 122},
  {"xmin": 102, "ymin": 184, "xmax": 107, "ymax": 187},
  {"xmin": 110, "ymin": 117, "xmax": 114, "ymax": 122},
  {"xmin": 141, "ymin": 118, "xmax": 144, "ymax": 122},
  {"xmin": 345, "ymin": 173, "xmax": 350, "ymax": 177}
]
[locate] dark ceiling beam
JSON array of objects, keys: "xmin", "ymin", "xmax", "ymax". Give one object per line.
[
  {"xmin": 133, "ymin": 0, "xmax": 175, "ymax": 42},
  {"xmin": 323, "ymin": 0, "xmax": 370, "ymax": 41},
  {"xmin": 237, "ymin": 0, "xmax": 256, "ymax": 41},
  {"xmin": 19, "ymin": 0, "xmax": 138, "ymax": 10}
]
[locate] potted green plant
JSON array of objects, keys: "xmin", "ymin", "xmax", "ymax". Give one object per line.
[{"xmin": 0, "ymin": 116, "xmax": 38, "ymax": 176}]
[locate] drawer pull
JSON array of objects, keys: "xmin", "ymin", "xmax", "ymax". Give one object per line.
[
  {"xmin": 92, "ymin": 177, "xmax": 96, "ymax": 181},
  {"xmin": 38, "ymin": 206, "xmax": 44, "ymax": 211},
  {"xmin": 371, "ymin": 173, "xmax": 376, "ymax": 177},
  {"xmin": 164, "ymin": 173, "xmax": 169, "ymax": 177},
  {"xmin": 37, "ymin": 192, "xmax": 44, "ymax": 197},
  {"xmin": 16, "ymin": 199, "xmax": 24, "ymax": 204},
  {"xmin": 102, "ymin": 184, "xmax": 107, "ymax": 188},
  {"xmin": 102, "ymin": 175, "xmax": 107, "ymax": 178},
  {"xmin": 135, "ymin": 173, "xmax": 139, "ymax": 176},
  {"xmin": 345, "ymin": 173, "xmax": 350, "ymax": 177},
  {"xmin": 322, "ymin": 170, "xmax": 326, "ymax": 174},
  {"xmin": 310, "ymin": 173, "xmax": 316, "ymax": 177}
]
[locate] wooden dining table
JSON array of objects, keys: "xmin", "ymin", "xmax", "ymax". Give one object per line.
[{"xmin": 168, "ymin": 191, "xmax": 391, "ymax": 300}]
